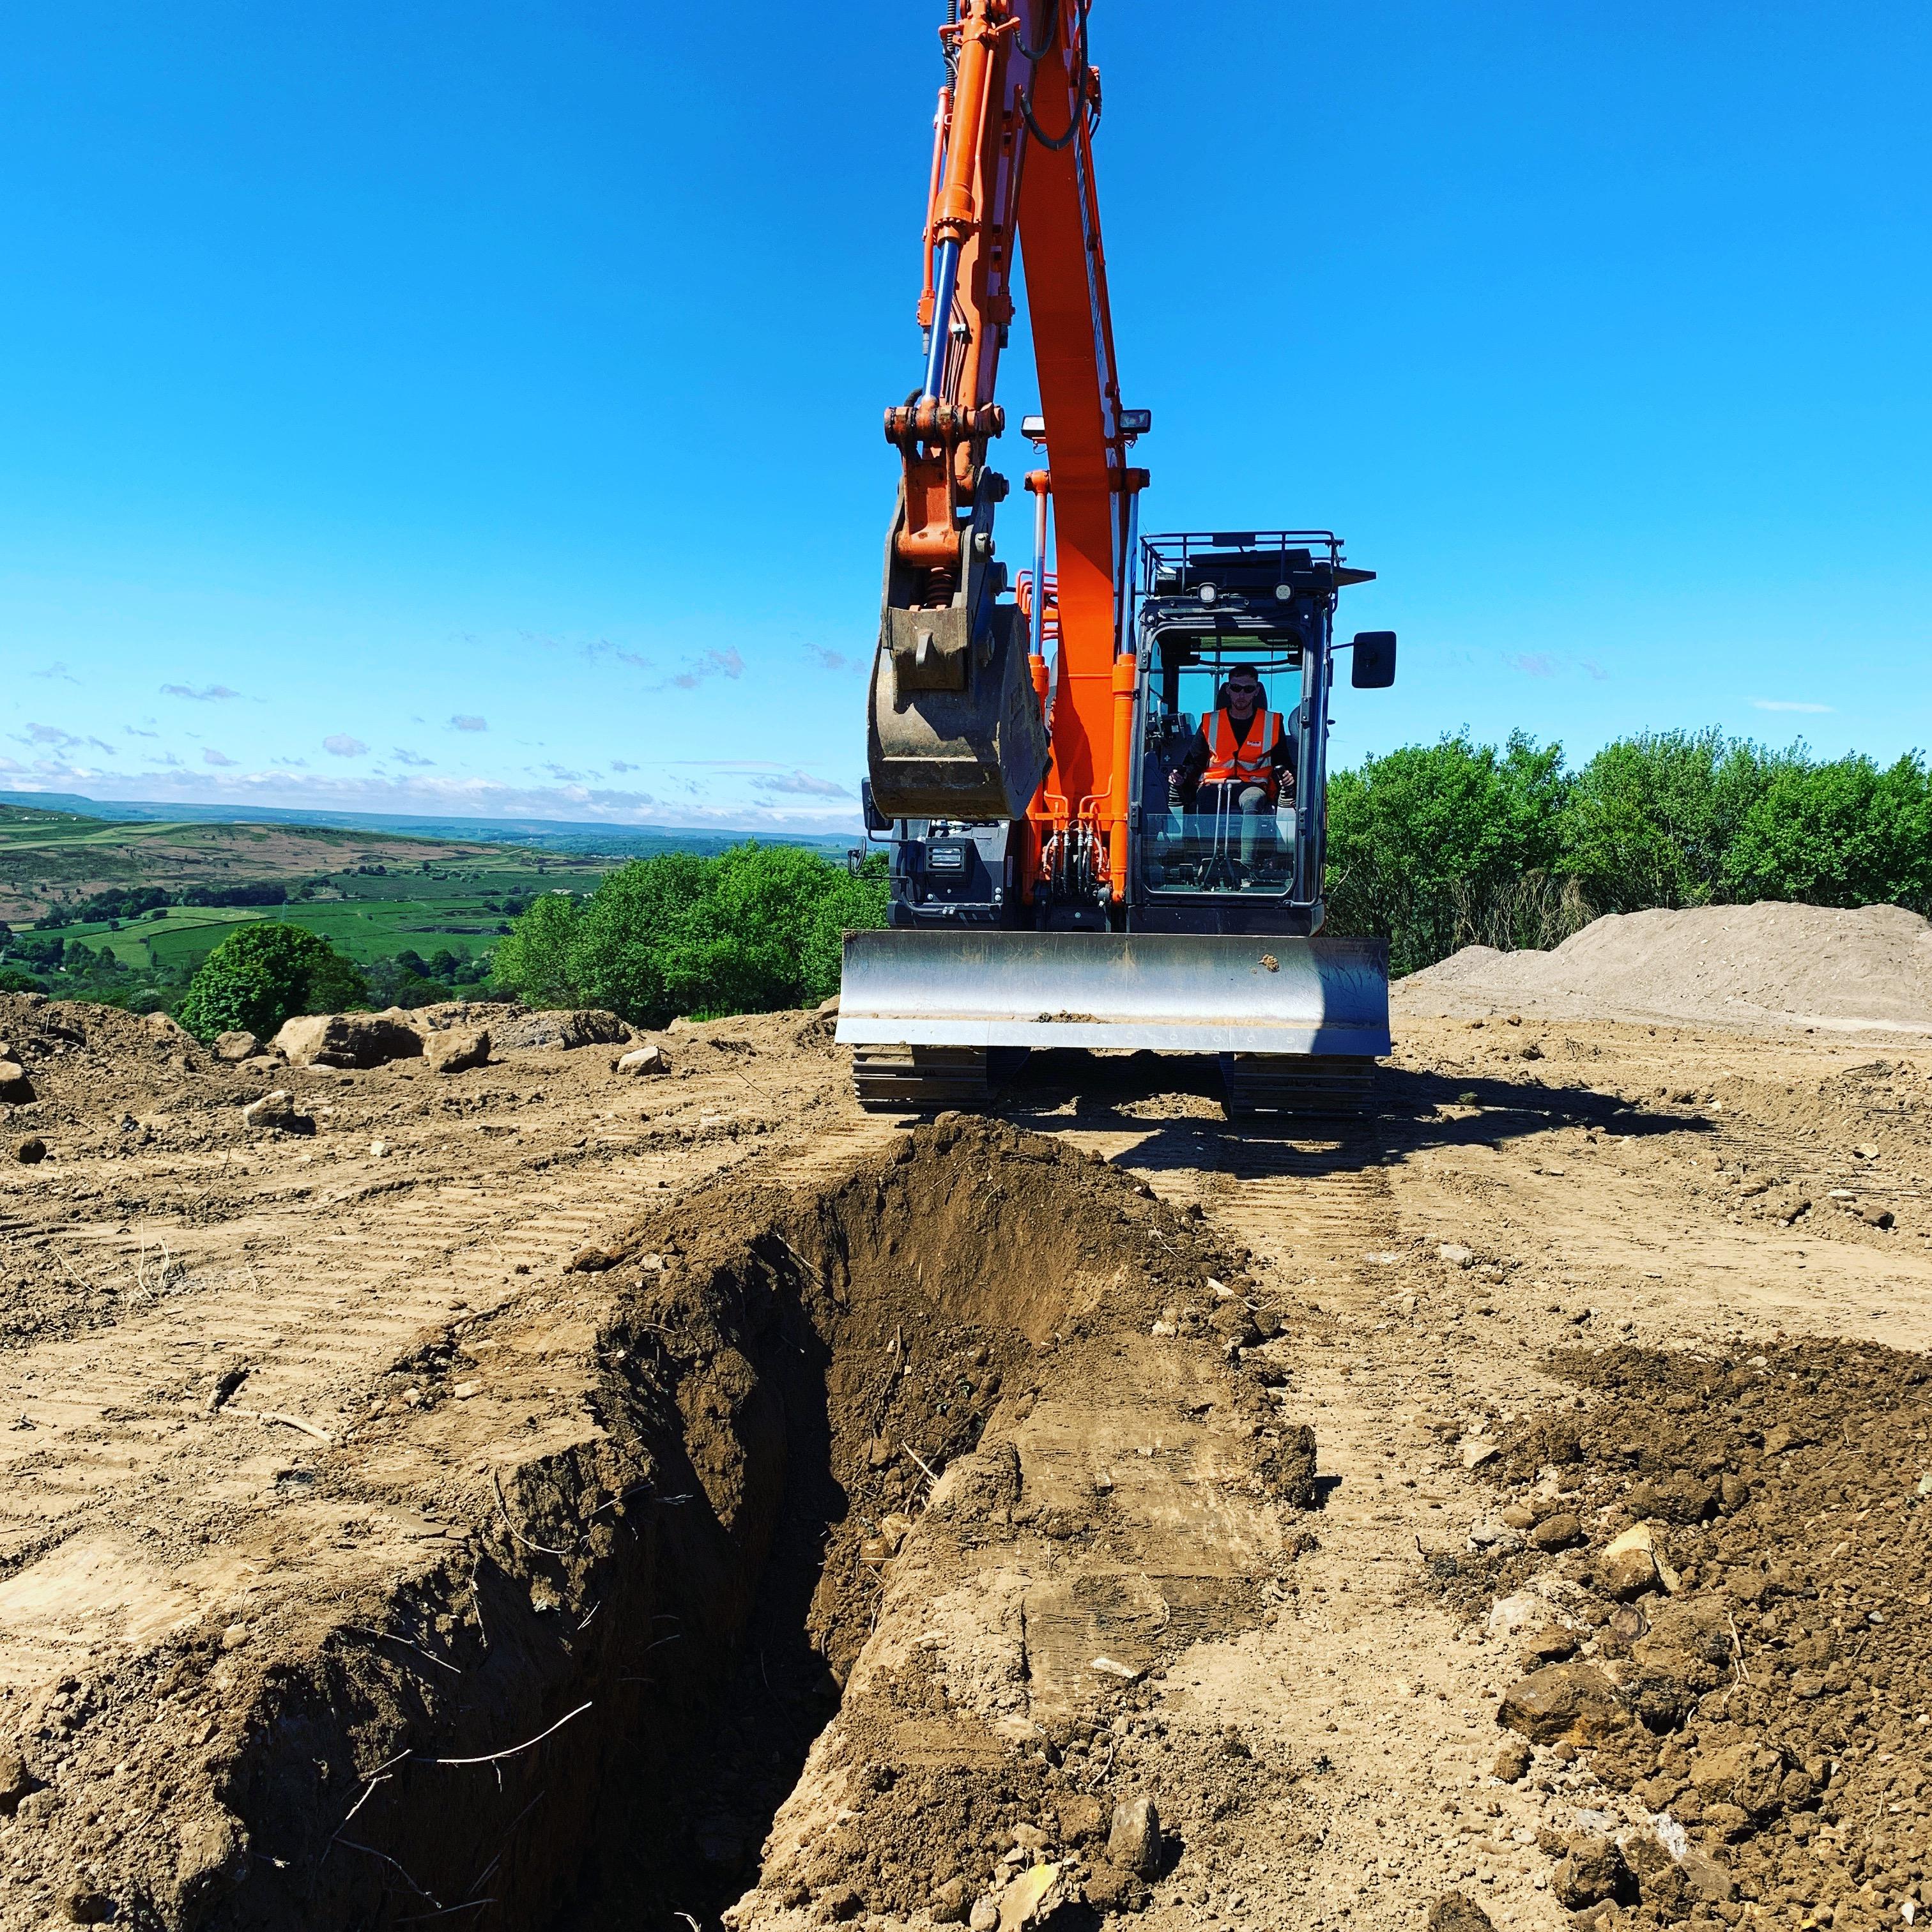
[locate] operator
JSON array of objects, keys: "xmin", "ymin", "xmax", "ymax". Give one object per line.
[{"xmin": 1170, "ymin": 664, "xmax": 1296, "ymax": 866}]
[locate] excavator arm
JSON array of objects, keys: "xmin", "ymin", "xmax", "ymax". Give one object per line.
[{"xmin": 869, "ymin": 0, "xmax": 1145, "ymax": 903}]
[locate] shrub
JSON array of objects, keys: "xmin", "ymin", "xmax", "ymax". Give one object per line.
[
  {"xmin": 176, "ymin": 922, "xmax": 369, "ymax": 1041},
  {"xmin": 494, "ymin": 844, "xmax": 887, "ymax": 1027}
]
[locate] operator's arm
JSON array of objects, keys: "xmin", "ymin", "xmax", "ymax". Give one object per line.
[
  {"xmin": 1171, "ymin": 722, "xmax": 1213, "ymax": 798},
  {"xmin": 1271, "ymin": 726, "xmax": 1298, "ymax": 792}
]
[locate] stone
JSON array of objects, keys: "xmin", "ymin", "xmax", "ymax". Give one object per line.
[
  {"xmin": 1106, "ymin": 1795, "xmax": 1162, "ymax": 1876},
  {"xmin": 1438, "ymin": 1243, "xmax": 1475, "ymax": 1268},
  {"xmin": 570, "ymin": 1245, "xmax": 616, "ymax": 1272},
  {"xmin": 1551, "ymin": 1837, "xmax": 1629, "ymax": 1910},
  {"xmin": 1687, "ymin": 1741, "xmax": 1788, "ymax": 1817},
  {"xmin": 241, "ymin": 1089, "xmax": 313, "ymax": 1135},
  {"xmin": 1598, "ymin": 1521, "xmax": 1662, "ymax": 1598},
  {"xmin": 1529, "ymin": 1512, "xmax": 1583, "ymax": 1551},
  {"xmin": 1428, "ymin": 1893, "xmax": 1496, "ymax": 1932},
  {"xmin": 1492, "ymin": 1736, "xmax": 1533, "ymax": 1782},
  {"xmin": 1861, "ymin": 1204, "xmax": 1896, "ymax": 1229},
  {"xmin": 0, "ymin": 1747, "xmax": 34, "ymax": 1813},
  {"xmin": 427, "ymin": 1027, "xmax": 490, "ymax": 1075},
  {"xmin": 616, "ymin": 1044, "xmax": 672, "ymax": 1077},
  {"xmin": 0, "ymin": 1059, "xmax": 34, "ymax": 1102},
  {"xmin": 14, "ymin": 1135, "xmax": 45, "ymax": 1165},
  {"xmin": 1678, "ymin": 1848, "xmax": 1736, "ymax": 1904},
  {"xmin": 930, "ymin": 1876, "xmax": 971, "ymax": 1924},
  {"xmin": 491, "ymin": 1008, "xmax": 630, "ymax": 1051},
  {"xmin": 1497, "ymin": 1662, "xmax": 1630, "ymax": 1745},
  {"xmin": 1521, "ymin": 1623, "xmax": 1579, "ymax": 1662},
  {"xmin": 968, "ymin": 1902, "xmax": 1000, "ymax": 1932},
  {"xmin": 816, "ymin": 1881, "xmax": 862, "ymax": 1920},
  {"xmin": 212, "ymin": 1031, "xmax": 260, "ymax": 1062},
  {"xmin": 143, "ymin": 1010, "xmax": 194, "ymax": 1043},
  {"xmin": 273, "ymin": 1012, "xmax": 424, "ymax": 1070},
  {"xmin": 997, "ymin": 1862, "xmax": 1075, "ymax": 1929},
  {"xmin": 1460, "ymin": 1436, "xmax": 1500, "ymax": 1469},
  {"xmin": 816, "ymin": 994, "xmax": 840, "ymax": 1016},
  {"xmin": 63, "ymin": 1891, "xmax": 114, "ymax": 1925}
]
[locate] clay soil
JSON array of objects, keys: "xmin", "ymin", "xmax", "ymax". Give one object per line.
[{"xmin": 1, "ymin": 964, "xmax": 1929, "ymax": 1932}]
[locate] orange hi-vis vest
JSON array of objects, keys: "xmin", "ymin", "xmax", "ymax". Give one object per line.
[{"xmin": 1201, "ymin": 707, "xmax": 1285, "ymax": 797}]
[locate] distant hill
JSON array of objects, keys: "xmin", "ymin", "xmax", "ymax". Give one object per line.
[{"xmin": 0, "ymin": 791, "xmax": 857, "ymax": 858}]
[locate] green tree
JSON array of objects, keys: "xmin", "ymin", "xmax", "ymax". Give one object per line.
[
  {"xmin": 1723, "ymin": 750, "xmax": 1931, "ymax": 908},
  {"xmin": 493, "ymin": 844, "xmax": 888, "ymax": 1027},
  {"xmin": 1324, "ymin": 731, "xmax": 1571, "ymax": 973},
  {"xmin": 1559, "ymin": 729, "xmax": 1771, "ymax": 911},
  {"xmin": 176, "ymin": 922, "xmax": 370, "ymax": 1041}
]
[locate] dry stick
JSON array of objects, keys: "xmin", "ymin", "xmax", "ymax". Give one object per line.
[
  {"xmin": 467, "ymin": 1568, "xmax": 490, "ymax": 1652},
  {"xmin": 422, "ymin": 1699, "xmax": 591, "ymax": 1768},
  {"xmin": 222, "ymin": 1405, "xmax": 334, "ymax": 1445},
  {"xmin": 342, "ymin": 1623, "xmax": 463, "ymax": 1676},
  {"xmin": 1084, "ymin": 1735, "xmax": 1118, "ymax": 1793},
  {"xmin": 901, "ymin": 1443, "xmax": 940, "ymax": 1487},
  {"xmin": 490, "ymin": 1468, "xmax": 577, "ymax": 1558},
  {"xmin": 336, "ymin": 1839, "xmax": 440, "ymax": 1907},
  {"xmin": 321, "ymin": 1748, "xmax": 412, "ymax": 1864}
]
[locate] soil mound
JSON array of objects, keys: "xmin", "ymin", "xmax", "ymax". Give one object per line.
[
  {"xmin": 1476, "ymin": 1340, "xmax": 1932, "ymax": 1928},
  {"xmin": 1393, "ymin": 901, "xmax": 1932, "ymax": 1036}
]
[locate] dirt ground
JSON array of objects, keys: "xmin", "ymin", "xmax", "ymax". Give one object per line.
[{"xmin": 1, "ymin": 969, "xmax": 1929, "ymax": 1932}]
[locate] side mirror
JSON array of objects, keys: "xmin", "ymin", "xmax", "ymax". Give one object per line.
[
  {"xmin": 861, "ymin": 779, "xmax": 893, "ymax": 834},
  {"xmin": 1349, "ymin": 631, "xmax": 1397, "ymax": 689}
]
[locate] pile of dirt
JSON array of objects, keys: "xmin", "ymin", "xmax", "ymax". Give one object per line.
[
  {"xmin": 1478, "ymin": 1340, "xmax": 1932, "ymax": 1930},
  {"xmin": 1394, "ymin": 902, "xmax": 1932, "ymax": 1036}
]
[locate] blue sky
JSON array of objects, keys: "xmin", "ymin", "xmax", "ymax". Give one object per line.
[{"xmin": 4, "ymin": 1, "xmax": 1928, "ymax": 832}]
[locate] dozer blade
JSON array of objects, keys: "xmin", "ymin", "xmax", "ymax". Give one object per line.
[{"xmin": 837, "ymin": 930, "xmax": 1390, "ymax": 1057}]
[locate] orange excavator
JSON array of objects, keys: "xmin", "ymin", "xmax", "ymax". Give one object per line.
[{"xmin": 838, "ymin": 0, "xmax": 1399, "ymax": 1114}]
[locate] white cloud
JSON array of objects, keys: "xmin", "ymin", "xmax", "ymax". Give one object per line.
[
  {"xmin": 393, "ymin": 747, "xmax": 434, "ymax": 767},
  {"xmin": 160, "ymin": 683, "xmax": 241, "ymax": 702},
  {"xmin": 32, "ymin": 662, "xmax": 80, "ymax": 684},
  {"xmin": 753, "ymin": 769, "xmax": 852, "ymax": 799},
  {"xmin": 449, "ymin": 714, "xmax": 488, "ymax": 732},
  {"xmin": 203, "ymin": 747, "xmax": 238, "ymax": 767},
  {"xmin": 660, "ymin": 646, "xmax": 744, "ymax": 692},
  {"xmin": 1751, "ymin": 698, "xmax": 1834, "ymax": 714},
  {"xmin": 323, "ymin": 734, "xmax": 369, "ymax": 757}
]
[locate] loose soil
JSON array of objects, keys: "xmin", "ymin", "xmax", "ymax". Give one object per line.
[{"xmin": 2, "ymin": 911, "xmax": 1929, "ymax": 1932}]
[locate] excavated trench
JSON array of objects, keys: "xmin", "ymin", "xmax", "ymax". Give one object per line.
[{"xmin": 183, "ymin": 1117, "xmax": 1233, "ymax": 1932}]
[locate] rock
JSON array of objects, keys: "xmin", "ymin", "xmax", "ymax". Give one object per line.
[
  {"xmin": 1438, "ymin": 1243, "xmax": 1475, "ymax": 1268},
  {"xmin": 0, "ymin": 1059, "xmax": 34, "ymax": 1102},
  {"xmin": 1551, "ymin": 1837, "xmax": 1630, "ymax": 1910},
  {"xmin": 143, "ymin": 1010, "xmax": 193, "ymax": 1043},
  {"xmin": 1598, "ymin": 1521, "xmax": 1663, "ymax": 1598},
  {"xmin": 1460, "ymin": 1435, "xmax": 1500, "ymax": 1469},
  {"xmin": 1497, "ymin": 1662, "xmax": 1630, "ymax": 1745},
  {"xmin": 427, "ymin": 1027, "xmax": 490, "ymax": 1075},
  {"xmin": 1106, "ymin": 1796, "xmax": 1162, "ymax": 1876},
  {"xmin": 14, "ymin": 1135, "xmax": 45, "ymax": 1165},
  {"xmin": 1529, "ymin": 1511, "xmax": 1583, "ymax": 1551},
  {"xmin": 491, "ymin": 1008, "xmax": 630, "ymax": 1051},
  {"xmin": 1521, "ymin": 1623, "xmax": 1579, "ymax": 1662},
  {"xmin": 62, "ymin": 1891, "xmax": 114, "ymax": 1925},
  {"xmin": 1427, "ymin": 1893, "xmax": 1496, "ymax": 1932},
  {"xmin": 968, "ymin": 1901, "xmax": 1000, "ymax": 1932},
  {"xmin": 996, "ymin": 1862, "xmax": 1075, "ymax": 1929},
  {"xmin": 930, "ymin": 1876, "xmax": 971, "ymax": 1924},
  {"xmin": 569, "ymin": 1245, "xmax": 617, "ymax": 1273},
  {"xmin": 616, "ymin": 1044, "xmax": 672, "ymax": 1077},
  {"xmin": 0, "ymin": 1747, "xmax": 34, "ymax": 1813},
  {"xmin": 1763, "ymin": 1422, "xmax": 1813, "ymax": 1455},
  {"xmin": 273, "ymin": 1012, "xmax": 424, "ymax": 1070},
  {"xmin": 1861, "ymin": 1204, "xmax": 1896, "ymax": 1229},
  {"xmin": 241, "ymin": 1089, "xmax": 313, "ymax": 1135},
  {"xmin": 1492, "ymin": 1737, "xmax": 1533, "ymax": 1782},
  {"xmin": 816, "ymin": 994, "xmax": 840, "ymax": 1016},
  {"xmin": 1678, "ymin": 1848, "xmax": 1736, "ymax": 1904},
  {"xmin": 213, "ymin": 1031, "xmax": 260, "ymax": 1062}
]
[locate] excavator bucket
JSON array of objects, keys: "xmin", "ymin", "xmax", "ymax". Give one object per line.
[
  {"xmin": 837, "ymin": 929, "xmax": 1390, "ymax": 1111},
  {"xmin": 868, "ymin": 599, "xmax": 1050, "ymax": 820}
]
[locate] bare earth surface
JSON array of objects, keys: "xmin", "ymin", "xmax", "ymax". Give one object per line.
[{"xmin": 1, "ymin": 914, "xmax": 1929, "ymax": 1932}]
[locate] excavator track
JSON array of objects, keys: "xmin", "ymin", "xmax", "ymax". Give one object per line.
[
  {"xmin": 1218, "ymin": 1052, "xmax": 1379, "ymax": 1119},
  {"xmin": 850, "ymin": 1045, "xmax": 1028, "ymax": 1112}
]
